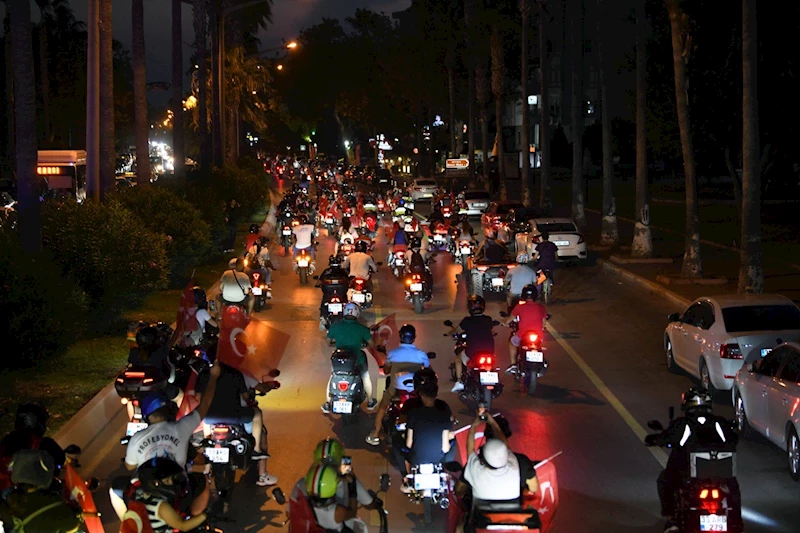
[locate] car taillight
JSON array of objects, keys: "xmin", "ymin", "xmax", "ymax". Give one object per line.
[
  {"xmin": 577, "ymin": 233, "xmax": 585, "ymax": 244},
  {"xmin": 338, "ymin": 381, "xmax": 349, "ymax": 392},
  {"xmin": 720, "ymin": 343, "xmax": 742, "ymax": 359}
]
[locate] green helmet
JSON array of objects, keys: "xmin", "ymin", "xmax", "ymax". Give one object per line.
[
  {"xmin": 313, "ymin": 438, "xmax": 345, "ymax": 465},
  {"xmin": 305, "ymin": 463, "xmax": 339, "ymax": 499}
]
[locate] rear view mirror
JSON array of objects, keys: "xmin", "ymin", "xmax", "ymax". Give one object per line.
[
  {"xmin": 313, "ymin": 275, "xmax": 319, "ymax": 280},
  {"xmin": 443, "ymin": 320, "xmax": 454, "ymax": 327},
  {"xmin": 272, "ymin": 487, "xmax": 286, "ymax": 505},
  {"xmin": 668, "ymin": 312, "xmax": 681, "ymax": 323},
  {"xmin": 86, "ymin": 477, "xmax": 100, "ymax": 491},
  {"xmin": 492, "ymin": 320, "xmax": 501, "ymax": 327},
  {"xmin": 379, "ymin": 473, "xmax": 391, "ymax": 492},
  {"xmin": 376, "ymin": 262, "xmax": 384, "ymax": 267},
  {"xmin": 647, "ymin": 420, "xmax": 664, "ymax": 431},
  {"xmin": 427, "ymin": 352, "xmax": 437, "ymax": 359},
  {"xmin": 499, "ymin": 311, "xmax": 509, "ymax": 318}
]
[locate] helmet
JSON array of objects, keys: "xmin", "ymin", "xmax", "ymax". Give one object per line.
[
  {"xmin": 355, "ymin": 240, "xmax": 368, "ymax": 253},
  {"xmin": 413, "ymin": 368, "xmax": 438, "ymax": 393},
  {"xmin": 409, "ymin": 236, "xmax": 422, "ymax": 249},
  {"xmin": 137, "ymin": 457, "xmax": 188, "ymax": 501},
  {"xmin": 135, "ymin": 326, "xmax": 159, "ymax": 352},
  {"xmin": 305, "ymin": 463, "xmax": 339, "ymax": 501},
  {"xmin": 399, "ymin": 324, "xmax": 416, "ymax": 344},
  {"xmin": 479, "ymin": 439, "xmax": 510, "ymax": 469},
  {"xmin": 516, "ymin": 252, "xmax": 529, "ymax": 264},
  {"xmin": 313, "ymin": 438, "xmax": 345, "ymax": 465},
  {"xmin": 520, "ymin": 284, "xmax": 537, "ymax": 302},
  {"xmin": 192, "ymin": 287, "xmax": 207, "ymax": 308},
  {"xmin": 299, "ymin": 214, "xmax": 309, "ymax": 224},
  {"xmin": 15, "ymin": 403, "xmax": 49, "ymax": 435},
  {"xmin": 140, "ymin": 390, "xmax": 171, "ymax": 420},
  {"xmin": 328, "ymin": 255, "xmax": 341, "ymax": 267},
  {"xmin": 249, "ymin": 224, "xmax": 259, "ymax": 234},
  {"xmin": 468, "ymin": 295, "xmax": 486, "ymax": 316},
  {"xmin": 343, "ymin": 302, "xmax": 360, "ymax": 319},
  {"xmin": 257, "ymin": 236, "xmax": 269, "ymax": 247},
  {"xmin": 10, "ymin": 449, "xmax": 55, "ymax": 489},
  {"xmin": 153, "ymin": 322, "xmax": 174, "ymax": 345},
  {"xmin": 681, "ymin": 387, "xmax": 713, "ymax": 413}
]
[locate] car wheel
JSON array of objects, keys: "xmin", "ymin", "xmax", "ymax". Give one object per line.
[
  {"xmin": 733, "ymin": 390, "xmax": 751, "ymax": 438},
  {"xmin": 788, "ymin": 427, "xmax": 800, "ymax": 481},
  {"xmin": 665, "ymin": 337, "xmax": 678, "ymax": 373},
  {"xmin": 699, "ymin": 359, "xmax": 717, "ymax": 398}
]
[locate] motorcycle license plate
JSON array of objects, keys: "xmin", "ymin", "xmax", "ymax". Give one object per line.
[
  {"xmin": 405, "ymin": 224, "xmax": 414, "ymax": 232},
  {"xmin": 526, "ymin": 350, "xmax": 544, "ymax": 363},
  {"xmin": 410, "ymin": 283, "xmax": 423, "ymax": 292},
  {"xmin": 460, "ymin": 247, "xmax": 471, "ymax": 255},
  {"xmin": 251, "ymin": 287, "xmax": 262, "ymax": 296},
  {"xmin": 414, "ymin": 473, "xmax": 441, "ymax": 490},
  {"xmin": 204, "ymin": 447, "xmax": 230, "ymax": 464},
  {"xmin": 328, "ymin": 303, "xmax": 343, "ymax": 314},
  {"xmin": 333, "ymin": 400, "xmax": 353, "ymax": 414},
  {"xmin": 491, "ymin": 278, "xmax": 504, "ymax": 287},
  {"xmin": 700, "ymin": 515, "xmax": 727, "ymax": 532},
  {"xmin": 434, "ymin": 235, "xmax": 444, "ymax": 241},
  {"xmin": 554, "ymin": 240, "xmax": 570, "ymax": 247},
  {"xmin": 282, "ymin": 229, "xmax": 291, "ymax": 235},
  {"xmin": 126, "ymin": 422, "xmax": 148, "ymax": 437},
  {"xmin": 352, "ymin": 292, "xmax": 366, "ymax": 303},
  {"xmin": 480, "ymin": 371, "xmax": 499, "ymax": 385},
  {"xmin": 298, "ymin": 260, "xmax": 309, "ymax": 267},
  {"xmin": 325, "ymin": 217, "xmax": 333, "ymax": 223},
  {"xmin": 395, "ymin": 259, "xmax": 404, "ymax": 266}
]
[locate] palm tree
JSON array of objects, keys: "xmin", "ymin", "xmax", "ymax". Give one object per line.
[
  {"xmin": 464, "ymin": 0, "xmax": 476, "ymax": 182},
  {"xmin": 490, "ymin": 25, "xmax": 507, "ymax": 200},
  {"xmin": 476, "ymin": 55, "xmax": 491, "ymax": 185},
  {"xmin": 99, "ymin": 0, "xmax": 115, "ymax": 199},
  {"xmin": 569, "ymin": 0, "xmax": 585, "ymax": 229},
  {"xmin": 9, "ymin": 0, "xmax": 39, "ymax": 252},
  {"xmin": 666, "ymin": 0, "xmax": 701, "ymax": 278},
  {"xmin": 193, "ymin": 0, "xmax": 210, "ymax": 172},
  {"xmin": 445, "ymin": 43, "xmax": 457, "ymax": 158},
  {"xmin": 132, "ymin": 0, "xmax": 150, "ymax": 185},
  {"xmin": 34, "ymin": 0, "xmax": 53, "ymax": 142},
  {"xmin": 537, "ymin": 0, "xmax": 552, "ymax": 213},
  {"xmin": 631, "ymin": 0, "xmax": 652, "ymax": 257},
  {"xmin": 738, "ymin": 0, "xmax": 762, "ymax": 292},
  {"xmin": 520, "ymin": 0, "xmax": 532, "ymax": 206},
  {"xmin": 597, "ymin": 0, "xmax": 617, "ymax": 245},
  {"xmin": 172, "ymin": 0, "xmax": 185, "ymax": 184}
]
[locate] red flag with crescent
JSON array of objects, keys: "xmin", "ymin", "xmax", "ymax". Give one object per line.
[
  {"xmin": 174, "ymin": 280, "xmax": 199, "ymax": 341},
  {"xmin": 63, "ymin": 461, "xmax": 105, "ymax": 533},
  {"xmin": 218, "ymin": 306, "xmax": 291, "ymax": 381},
  {"xmin": 368, "ymin": 313, "xmax": 398, "ymax": 368}
]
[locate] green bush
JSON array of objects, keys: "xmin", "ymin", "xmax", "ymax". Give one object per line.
[
  {"xmin": 182, "ymin": 172, "xmax": 228, "ymax": 253},
  {"xmin": 211, "ymin": 161, "xmax": 269, "ymax": 217},
  {"xmin": 42, "ymin": 199, "xmax": 169, "ymax": 320},
  {"xmin": 117, "ymin": 185, "xmax": 212, "ymax": 285},
  {"xmin": 0, "ymin": 230, "xmax": 87, "ymax": 368}
]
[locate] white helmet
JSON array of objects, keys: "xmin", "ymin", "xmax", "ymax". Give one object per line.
[
  {"xmin": 516, "ymin": 252, "xmax": 529, "ymax": 264},
  {"xmin": 480, "ymin": 439, "xmax": 510, "ymax": 469},
  {"xmin": 228, "ymin": 257, "xmax": 238, "ymax": 269},
  {"xmin": 343, "ymin": 302, "xmax": 360, "ymax": 318}
]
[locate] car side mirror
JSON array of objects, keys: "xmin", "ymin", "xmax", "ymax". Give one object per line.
[
  {"xmin": 668, "ymin": 312, "xmax": 681, "ymax": 323},
  {"xmin": 647, "ymin": 420, "xmax": 664, "ymax": 432}
]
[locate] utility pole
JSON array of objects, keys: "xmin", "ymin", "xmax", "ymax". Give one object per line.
[{"xmin": 85, "ymin": 0, "xmax": 100, "ymax": 201}]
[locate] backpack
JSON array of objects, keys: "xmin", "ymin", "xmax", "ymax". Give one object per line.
[{"xmin": 10, "ymin": 501, "xmax": 64, "ymax": 533}]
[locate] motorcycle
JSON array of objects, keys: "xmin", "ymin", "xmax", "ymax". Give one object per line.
[
  {"xmin": 406, "ymin": 463, "xmax": 451, "ymax": 524},
  {"xmin": 646, "ymin": 409, "xmax": 742, "ymax": 533},
  {"xmin": 323, "ymin": 209, "xmax": 338, "ymax": 233},
  {"xmin": 455, "ymin": 241, "xmax": 475, "ymax": 273},
  {"xmin": 404, "ymin": 272, "xmax": 429, "ymax": 314},
  {"xmin": 430, "ymin": 223, "xmax": 450, "ymax": 251},
  {"xmin": 348, "ymin": 277, "xmax": 373, "ymax": 309},
  {"xmin": 114, "ymin": 366, "xmax": 168, "ymax": 439},
  {"xmin": 508, "ymin": 320, "xmax": 548, "ymax": 396},
  {"xmin": 280, "ymin": 224, "xmax": 293, "ymax": 256},
  {"xmin": 246, "ymin": 265, "xmax": 273, "ymax": 312},
  {"xmin": 295, "ymin": 248, "xmax": 314, "ymax": 285},
  {"xmin": 390, "ymin": 247, "xmax": 408, "ymax": 278},
  {"xmin": 327, "ymin": 348, "xmax": 368, "ymax": 425},
  {"xmin": 443, "ymin": 321, "xmax": 503, "ymax": 411}
]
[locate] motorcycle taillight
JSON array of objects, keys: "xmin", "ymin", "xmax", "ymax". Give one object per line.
[
  {"xmin": 698, "ymin": 488, "xmax": 721, "ymax": 514},
  {"xmin": 337, "ymin": 381, "xmax": 349, "ymax": 392}
]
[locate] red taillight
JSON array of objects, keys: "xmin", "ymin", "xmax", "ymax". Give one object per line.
[
  {"xmin": 355, "ymin": 279, "xmax": 364, "ymax": 288},
  {"xmin": 226, "ymin": 305, "xmax": 240, "ymax": 315},
  {"xmin": 143, "ymin": 378, "xmax": 153, "ymax": 384},
  {"xmin": 337, "ymin": 381, "xmax": 349, "ymax": 392},
  {"xmin": 331, "ymin": 296, "xmax": 340, "ymax": 303},
  {"xmin": 477, "ymin": 354, "xmax": 494, "ymax": 366},
  {"xmin": 529, "ymin": 333, "xmax": 538, "ymax": 343},
  {"xmin": 253, "ymin": 273, "xmax": 260, "ymax": 281},
  {"xmin": 124, "ymin": 371, "xmax": 145, "ymax": 378},
  {"xmin": 720, "ymin": 343, "xmax": 742, "ymax": 359},
  {"xmin": 698, "ymin": 488, "xmax": 721, "ymax": 514},
  {"xmin": 397, "ymin": 252, "xmax": 405, "ymax": 258},
  {"xmin": 577, "ymin": 233, "xmax": 586, "ymax": 244},
  {"xmin": 213, "ymin": 426, "xmax": 229, "ymax": 434},
  {"xmin": 412, "ymin": 274, "xmax": 421, "ymax": 281}
]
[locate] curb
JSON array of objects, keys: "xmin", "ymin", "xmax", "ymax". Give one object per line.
[{"xmin": 599, "ymin": 258, "xmax": 692, "ymax": 310}]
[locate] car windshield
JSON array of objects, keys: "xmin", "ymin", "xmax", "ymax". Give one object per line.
[
  {"xmin": 722, "ymin": 305, "xmax": 800, "ymax": 333},
  {"xmin": 464, "ymin": 191, "xmax": 490, "ymax": 201},
  {"xmin": 536, "ymin": 222, "xmax": 578, "ymax": 233},
  {"xmin": 417, "ymin": 180, "xmax": 436, "ymax": 186}
]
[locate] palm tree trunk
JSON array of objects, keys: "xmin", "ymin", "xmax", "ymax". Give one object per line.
[
  {"xmin": 5, "ymin": 14, "xmax": 16, "ymax": 175},
  {"xmin": 9, "ymin": 0, "xmax": 39, "ymax": 252},
  {"xmin": 597, "ymin": 0, "xmax": 617, "ymax": 245},
  {"xmin": 667, "ymin": 0, "xmax": 702, "ymax": 278},
  {"xmin": 132, "ymin": 0, "xmax": 150, "ymax": 185},
  {"xmin": 569, "ymin": 0, "xmax": 585, "ymax": 229},
  {"xmin": 38, "ymin": 17, "xmax": 51, "ymax": 143},
  {"xmin": 476, "ymin": 59, "xmax": 490, "ymax": 185},
  {"xmin": 172, "ymin": 0, "xmax": 185, "ymax": 184},
  {"xmin": 538, "ymin": 1, "xmax": 551, "ymax": 214},
  {"xmin": 490, "ymin": 26, "xmax": 506, "ymax": 200},
  {"xmin": 632, "ymin": 0, "xmax": 652, "ymax": 257},
  {"xmin": 738, "ymin": 0, "xmax": 762, "ymax": 293},
  {"xmin": 520, "ymin": 0, "xmax": 532, "ymax": 206},
  {"xmin": 99, "ymin": 0, "xmax": 115, "ymax": 200},
  {"xmin": 194, "ymin": 0, "xmax": 210, "ymax": 173},
  {"xmin": 210, "ymin": 4, "xmax": 223, "ymax": 167}
]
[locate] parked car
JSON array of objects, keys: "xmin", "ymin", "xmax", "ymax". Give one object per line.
[
  {"xmin": 461, "ymin": 190, "xmax": 491, "ymax": 217},
  {"xmin": 481, "ymin": 201, "xmax": 525, "ymax": 235},
  {"xmin": 530, "ymin": 218, "xmax": 587, "ymax": 262},
  {"xmin": 410, "ymin": 178, "xmax": 438, "ymax": 201},
  {"xmin": 664, "ymin": 294, "xmax": 800, "ymax": 393},
  {"xmin": 375, "ymin": 168, "xmax": 393, "ymax": 189},
  {"xmin": 732, "ymin": 342, "xmax": 800, "ymax": 479}
]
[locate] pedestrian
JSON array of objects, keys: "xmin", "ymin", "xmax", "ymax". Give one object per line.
[{"xmin": 224, "ymin": 199, "xmax": 241, "ymax": 253}]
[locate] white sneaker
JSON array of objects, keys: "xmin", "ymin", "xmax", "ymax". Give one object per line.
[
  {"xmin": 451, "ymin": 382, "xmax": 465, "ymax": 393},
  {"xmin": 256, "ymin": 473, "xmax": 278, "ymax": 486}
]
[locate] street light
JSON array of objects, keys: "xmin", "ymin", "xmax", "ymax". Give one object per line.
[
  {"xmin": 286, "ymin": 41, "xmax": 298, "ymax": 49},
  {"xmin": 276, "ymin": 64, "xmax": 284, "ymax": 71},
  {"xmin": 344, "ymin": 140, "xmax": 351, "ymax": 148}
]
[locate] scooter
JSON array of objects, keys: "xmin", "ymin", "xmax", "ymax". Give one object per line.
[
  {"xmin": 326, "ymin": 348, "xmax": 368, "ymax": 425},
  {"xmin": 348, "ymin": 277, "xmax": 374, "ymax": 309}
]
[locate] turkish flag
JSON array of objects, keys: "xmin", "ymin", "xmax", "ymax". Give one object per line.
[
  {"xmin": 368, "ymin": 313, "xmax": 398, "ymax": 368},
  {"xmin": 174, "ymin": 280, "xmax": 199, "ymax": 341},
  {"xmin": 63, "ymin": 462, "xmax": 105, "ymax": 533},
  {"xmin": 218, "ymin": 306, "xmax": 291, "ymax": 382}
]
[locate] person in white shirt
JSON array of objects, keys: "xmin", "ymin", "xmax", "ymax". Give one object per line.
[
  {"xmin": 246, "ymin": 236, "xmax": 276, "ymax": 284},
  {"xmin": 343, "ymin": 241, "xmax": 377, "ymax": 288},
  {"xmin": 292, "ymin": 214, "xmax": 317, "ymax": 258},
  {"xmin": 217, "ymin": 257, "xmax": 253, "ymax": 315},
  {"xmin": 336, "ymin": 218, "xmax": 360, "ymax": 256},
  {"xmin": 182, "ymin": 287, "xmax": 218, "ymax": 347}
]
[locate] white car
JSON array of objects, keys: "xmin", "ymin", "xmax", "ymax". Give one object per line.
[
  {"xmin": 410, "ymin": 178, "xmax": 438, "ymax": 201},
  {"xmin": 732, "ymin": 342, "xmax": 800, "ymax": 479},
  {"xmin": 461, "ymin": 190, "xmax": 491, "ymax": 216},
  {"xmin": 664, "ymin": 294, "xmax": 800, "ymax": 393},
  {"xmin": 530, "ymin": 218, "xmax": 587, "ymax": 262}
]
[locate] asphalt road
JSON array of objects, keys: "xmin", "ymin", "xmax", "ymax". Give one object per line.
[{"xmin": 87, "ymin": 195, "xmax": 800, "ymax": 533}]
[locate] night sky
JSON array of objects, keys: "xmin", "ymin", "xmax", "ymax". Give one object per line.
[{"xmin": 61, "ymin": 0, "xmax": 411, "ymax": 104}]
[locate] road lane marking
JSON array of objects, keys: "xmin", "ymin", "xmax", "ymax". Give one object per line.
[{"xmin": 547, "ymin": 323, "xmax": 668, "ymax": 468}]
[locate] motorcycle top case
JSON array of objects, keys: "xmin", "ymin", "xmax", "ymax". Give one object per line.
[
  {"xmin": 330, "ymin": 348, "xmax": 359, "ymax": 374},
  {"xmin": 114, "ymin": 365, "xmax": 167, "ymax": 396}
]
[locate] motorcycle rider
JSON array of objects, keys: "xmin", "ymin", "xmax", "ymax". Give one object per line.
[
  {"xmin": 245, "ymin": 223, "xmax": 260, "ymax": 251},
  {"xmin": 246, "ymin": 236, "xmax": 276, "ymax": 284},
  {"xmin": 388, "ymin": 221, "xmax": 408, "ymax": 266},
  {"xmin": 504, "ymin": 252, "xmax": 537, "ymax": 313},
  {"xmin": 127, "ymin": 325, "xmax": 182, "ymax": 416},
  {"xmin": 366, "ymin": 325, "xmax": 431, "ymax": 446},
  {"xmin": 300, "ymin": 462, "xmax": 378, "ymax": 533},
  {"xmin": 0, "ymin": 403, "xmax": 66, "ymax": 492},
  {"xmin": 203, "ymin": 363, "xmax": 276, "ymax": 486},
  {"xmin": 217, "ymin": 257, "xmax": 254, "ymax": 316},
  {"xmin": 322, "ymin": 303, "xmax": 382, "ymax": 413},
  {"xmin": 317, "ymin": 255, "xmax": 350, "ymax": 323},
  {"xmin": 292, "ymin": 214, "xmax": 317, "ymax": 260},
  {"xmin": 178, "ymin": 287, "xmax": 218, "ymax": 348},
  {"xmin": 428, "ymin": 203, "xmax": 446, "ymax": 226},
  {"xmin": 343, "ymin": 240, "xmax": 378, "ymax": 292},
  {"xmin": 502, "ymin": 284, "xmax": 547, "ymax": 374},
  {"xmin": 531, "ymin": 231, "xmax": 558, "ymax": 298},
  {"xmin": 475, "ymin": 228, "xmax": 507, "ymax": 263},
  {"xmin": 450, "ymin": 296, "xmax": 496, "ymax": 393},
  {"xmin": 336, "ymin": 217, "xmax": 359, "ymax": 256},
  {"xmin": 645, "ymin": 388, "xmax": 738, "ymax": 533},
  {"xmin": 407, "ymin": 236, "xmax": 434, "ymax": 299}
]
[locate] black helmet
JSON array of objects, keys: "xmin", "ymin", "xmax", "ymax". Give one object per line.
[
  {"xmin": 192, "ymin": 286, "xmax": 207, "ymax": 308},
  {"xmin": 328, "ymin": 254, "xmax": 341, "ymax": 267},
  {"xmin": 413, "ymin": 368, "xmax": 438, "ymax": 392},
  {"xmin": 682, "ymin": 387, "xmax": 713, "ymax": 413},
  {"xmin": 409, "ymin": 236, "xmax": 422, "ymax": 249},
  {"xmin": 249, "ymin": 224, "xmax": 259, "ymax": 234},
  {"xmin": 520, "ymin": 284, "xmax": 537, "ymax": 302},
  {"xmin": 136, "ymin": 457, "xmax": 188, "ymax": 501},
  {"xmin": 468, "ymin": 295, "xmax": 486, "ymax": 315},
  {"xmin": 257, "ymin": 236, "xmax": 269, "ymax": 247},
  {"xmin": 355, "ymin": 240, "xmax": 368, "ymax": 253},
  {"xmin": 399, "ymin": 324, "xmax": 416, "ymax": 344},
  {"xmin": 135, "ymin": 326, "xmax": 159, "ymax": 352},
  {"xmin": 153, "ymin": 322, "xmax": 174, "ymax": 346},
  {"xmin": 299, "ymin": 214, "xmax": 309, "ymax": 224},
  {"xmin": 15, "ymin": 403, "xmax": 49, "ymax": 435}
]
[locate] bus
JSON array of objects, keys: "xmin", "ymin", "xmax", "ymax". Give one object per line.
[{"xmin": 37, "ymin": 150, "xmax": 87, "ymax": 202}]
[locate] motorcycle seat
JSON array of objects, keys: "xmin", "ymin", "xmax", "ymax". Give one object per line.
[{"xmin": 473, "ymin": 498, "xmax": 523, "ymax": 512}]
